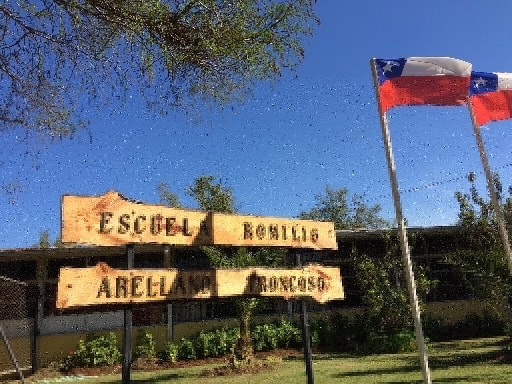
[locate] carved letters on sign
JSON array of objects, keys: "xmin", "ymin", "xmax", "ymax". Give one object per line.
[
  {"xmin": 56, "ymin": 263, "xmax": 344, "ymax": 308},
  {"xmin": 61, "ymin": 191, "xmax": 337, "ymax": 249}
]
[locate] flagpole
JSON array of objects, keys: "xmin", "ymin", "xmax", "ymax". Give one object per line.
[
  {"xmin": 370, "ymin": 59, "xmax": 432, "ymax": 384},
  {"xmin": 467, "ymin": 99, "xmax": 512, "ymax": 275}
]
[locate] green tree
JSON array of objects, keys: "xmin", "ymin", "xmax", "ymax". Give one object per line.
[
  {"xmin": 299, "ymin": 185, "xmax": 389, "ymax": 230},
  {"xmin": 452, "ymin": 172, "xmax": 512, "ymax": 314},
  {"xmin": 1, "ymin": 1, "xmax": 318, "ymax": 137},
  {"xmin": 186, "ymin": 175, "xmax": 236, "ymax": 213},
  {"xmin": 301, "ymin": 186, "xmax": 433, "ymax": 351},
  {"xmin": 35, "ymin": 229, "xmax": 64, "ymax": 248},
  {"xmin": 157, "ymin": 182, "xmax": 181, "ymax": 208},
  {"xmin": 353, "ymin": 233, "xmax": 433, "ymax": 350},
  {"xmin": 38, "ymin": 229, "xmax": 51, "ymax": 249}
]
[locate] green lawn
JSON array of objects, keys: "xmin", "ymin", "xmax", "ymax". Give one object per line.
[{"xmin": 32, "ymin": 337, "xmax": 512, "ymax": 383}]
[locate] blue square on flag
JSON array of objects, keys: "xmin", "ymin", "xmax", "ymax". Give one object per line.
[
  {"xmin": 375, "ymin": 59, "xmax": 407, "ymax": 83},
  {"xmin": 470, "ymin": 72, "xmax": 498, "ymax": 95}
]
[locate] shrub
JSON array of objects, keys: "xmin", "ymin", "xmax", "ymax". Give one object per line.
[
  {"xmin": 275, "ymin": 319, "xmax": 302, "ymax": 348},
  {"xmin": 159, "ymin": 342, "xmax": 179, "ymax": 363},
  {"xmin": 211, "ymin": 328, "xmax": 239, "ymax": 357},
  {"xmin": 252, "ymin": 323, "xmax": 279, "ymax": 351},
  {"xmin": 62, "ymin": 332, "xmax": 121, "ymax": 371},
  {"xmin": 252, "ymin": 319, "xmax": 302, "ymax": 352},
  {"xmin": 360, "ymin": 330, "xmax": 417, "ymax": 354},
  {"xmin": 194, "ymin": 328, "xmax": 239, "ymax": 358},
  {"xmin": 134, "ymin": 329, "xmax": 156, "ymax": 358},
  {"xmin": 177, "ymin": 338, "xmax": 196, "ymax": 360},
  {"xmin": 424, "ymin": 311, "xmax": 505, "ymax": 342},
  {"xmin": 310, "ymin": 312, "xmax": 355, "ymax": 352},
  {"xmin": 195, "ymin": 331, "xmax": 215, "ymax": 358}
]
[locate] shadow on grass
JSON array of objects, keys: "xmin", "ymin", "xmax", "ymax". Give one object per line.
[
  {"xmin": 332, "ymin": 346, "xmax": 510, "ymax": 381},
  {"xmin": 430, "ymin": 349, "xmax": 508, "ymax": 369}
]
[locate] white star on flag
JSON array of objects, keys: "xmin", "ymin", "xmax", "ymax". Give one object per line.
[
  {"xmin": 382, "ymin": 61, "xmax": 398, "ymax": 73},
  {"xmin": 473, "ymin": 77, "xmax": 487, "ymax": 87}
]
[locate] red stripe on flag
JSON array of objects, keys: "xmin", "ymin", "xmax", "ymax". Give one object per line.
[
  {"xmin": 379, "ymin": 76, "xmax": 470, "ymax": 113},
  {"xmin": 471, "ymin": 91, "xmax": 512, "ymax": 126}
]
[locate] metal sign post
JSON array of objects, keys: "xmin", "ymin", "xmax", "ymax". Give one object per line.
[
  {"xmin": 122, "ymin": 244, "xmax": 134, "ymax": 384},
  {"xmin": 296, "ymin": 253, "xmax": 314, "ymax": 384}
]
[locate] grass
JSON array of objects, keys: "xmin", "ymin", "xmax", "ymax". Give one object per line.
[{"xmin": 29, "ymin": 337, "xmax": 512, "ymax": 383}]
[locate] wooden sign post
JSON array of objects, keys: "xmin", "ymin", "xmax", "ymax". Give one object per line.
[{"xmin": 58, "ymin": 191, "xmax": 342, "ymax": 384}]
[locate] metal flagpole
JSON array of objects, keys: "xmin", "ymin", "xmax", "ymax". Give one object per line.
[
  {"xmin": 370, "ymin": 59, "xmax": 432, "ymax": 384},
  {"xmin": 467, "ymin": 99, "xmax": 512, "ymax": 274}
]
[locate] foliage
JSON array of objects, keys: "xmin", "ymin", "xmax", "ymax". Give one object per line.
[
  {"xmin": 251, "ymin": 319, "xmax": 301, "ymax": 351},
  {"xmin": 157, "ymin": 182, "xmax": 181, "ymax": 208},
  {"xmin": 195, "ymin": 328, "xmax": 240, "ymax": 358},
  {"xmin": 36, "ymin": 229, "xmax": 64, "ymax": 248},
  {"xmin": 67, "ymin": 337, "xmax": 512, "ymax": 383},
  {"xmin": 299, "ymin": 185, "xmax": 389, "ymax": 230},
  {"xmin": 361, "ymin": 330, "xmax": 417, "ymax": 354},
  {"xmin": 133, "ymin": 329, "xmax": 156, "ymax": 359},
  {"xmin": 1, "ymin": 1, "xmax": 318, "ymax": 137},
  {"xmin": 310, "ymin": 311, "xmax": 356, "ymax": 351},
  {"xmin": 186, "ymin": 175, "xmax": 236, "ymax": 213},
  {"xmin": 38, "ymin": 229, "xmax": 51, "ymax": 249},
  {"xmin": 353, "ymin": 234, "xmax": 434, "ymax": 336},
  {"xmin": 159, "ymin": 342, "xmax": 179, "ymax": 363},
  {"xmin": 452, "ymin": 173, "xmax": 512, "ymax": 312},
  {"xmin": 177, "ymin": 338, "xmax": 197, "ymax": 360},
  {"xmin": 342, "ymin": 231, "xmax": 435, "ymax": 354},
  {"xmin": 423, "ymin": 310, "xmax": 505, "ymax": 342},
  {"xmin": 62, "ymin": 332, "xmax": 121, "ymax": 370}
]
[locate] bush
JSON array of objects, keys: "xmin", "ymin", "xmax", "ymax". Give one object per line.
[
  {"xmin": 159, "ymin": 342, "xmax": 179, "ymax": 363},
  {"xmin": 194, "ymin": 328, "xmax": 239, "ymax": 358},
  {"xmin": 310, "ymin": 312, "xmax": 355, "ymax": 352},
  {"xmin": 134, "ymin": 329, "xmax": 156, "ymax": 358},
  {"xmin": 177, "ymin": 338, "xmax": 196, "ymax": 360},
  {"xmin": 62, "ymin": 332, "xmax": 121, "ymax": 370},
  {"xmin": 424, "ymin": 311, "xmax": 505, "ymax": 342},
  {"xmin": 211, "ymin": 328, "xmax": 239, "ymax": 357},
  {"xmin": 195, "ymin": 331, "xmax": 215, "ymax": 358},
  {"xmin": 275, "ymin": 319, "xmax": 302, "ymax": 348},
  {"xmin": 252, "ymin": 319, "xmax": 302, "ymax": 352},
  {"xmin": 252, "ymin": 323, "xmax": 278, "ymax": 351},
  {"xmin": 361, "ymin": 330, "xmax": 417, "ymax": 354}
]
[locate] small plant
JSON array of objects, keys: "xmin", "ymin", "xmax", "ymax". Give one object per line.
[
  {"xmin": 62, "ymin": 332, "xmax": 121, "ymax": 371},
  {"xmin": 159, "ymin": 342, "xmax": 179, "ymax": 363},
  {"xmin": 195, "ymin": 328, "xmax": 239, "ymax": 358},
  {"xmin": 195, "ymin": 331, "xmax": 215, "ymax": 358},
  {"xmin": 134, "ymin": 329, "xmax": 156, "ymax": 358},
  {"xmin": 275, "ymin": 319, "xmax": 302, "ymax": 348},
  {"xmin": 178, "ymin": 338, "xmax": 196, "ymax": 360},
  {"xmin": 252, "ymin": 320, "xmax": 302, "ymax": 352}
]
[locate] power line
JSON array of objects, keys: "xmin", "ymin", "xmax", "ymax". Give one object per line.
[{"xmin": 365, "ymin": 162, "xmax": 512, "ymax": 203}]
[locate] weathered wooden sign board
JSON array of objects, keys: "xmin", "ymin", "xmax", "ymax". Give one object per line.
[
  {"xmin": 61, "ymin": 191, "xmax": 337, "ymax": 250},
  {"xmin": 56, "ymin": 263, "xmax": 344, "ymax": 308}
]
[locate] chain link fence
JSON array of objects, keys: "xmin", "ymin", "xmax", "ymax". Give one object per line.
[{"xmin": 0, "ymin": 275, "xmax": 33, "ymax": 378}]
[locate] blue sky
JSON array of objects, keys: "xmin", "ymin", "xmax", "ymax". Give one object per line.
[{"xmin": 2, "ymin": 1, "xmax": 512, "ymax": 248}]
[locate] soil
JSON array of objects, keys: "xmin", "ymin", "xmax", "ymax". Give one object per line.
[{"xmin": 2, "ymin": 349, "xmax": 303, "ymax": 383}]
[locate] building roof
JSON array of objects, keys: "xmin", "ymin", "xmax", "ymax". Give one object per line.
[{"xmin": 0, "ymin": 225, "xmax": 462, "ymax": 260}]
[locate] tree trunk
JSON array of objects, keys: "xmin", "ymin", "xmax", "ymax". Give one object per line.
[{"xmin": 231, "ymin": 300, "xmax": 254, "ymax": 366}]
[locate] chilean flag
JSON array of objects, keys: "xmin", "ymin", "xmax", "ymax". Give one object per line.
[
  {"xmin": 374, "ymin": 57, "xmax": 472, "ymax": 113},
  {"xmin": 469, "ymin": 71, "xmax": 512, "ymax": 126}
]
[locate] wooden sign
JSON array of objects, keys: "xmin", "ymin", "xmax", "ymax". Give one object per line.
[
  {"xmin": 56, "ymin": 263, "xmax": 344, "ymax": 308},
  {"xmin": 61, "ymin": 191, "xmax": 212, "ymax": 246},
  {"xmin": 61, "ymin": 191, "xmax": 337, "ymax": 249},
  {"xmin": 213, "ymin": 213, "xmax": 335, "ymax": 250}
]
